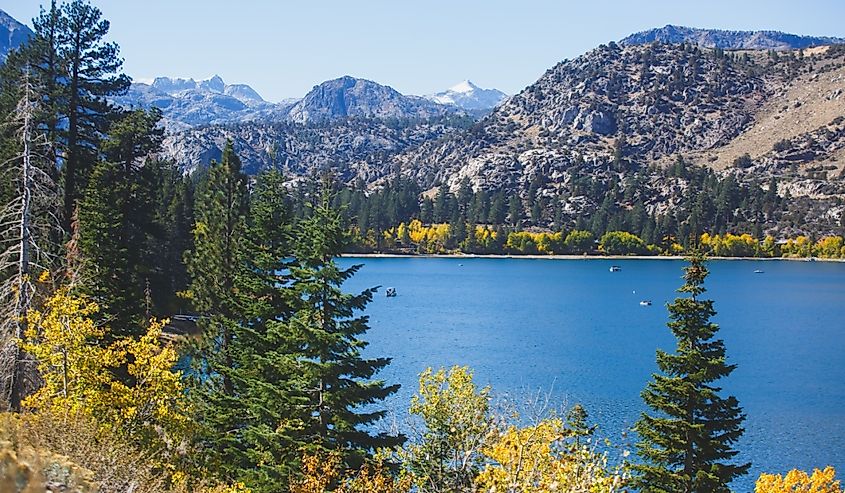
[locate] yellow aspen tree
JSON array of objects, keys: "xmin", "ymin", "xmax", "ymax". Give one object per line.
[
  {"xmin": 755, "ymin": 467, "xmax": 841, "ymax": 493},
  {"xmin": 21, "ymin": 288, "xmax": 187, "ymax": 443}
]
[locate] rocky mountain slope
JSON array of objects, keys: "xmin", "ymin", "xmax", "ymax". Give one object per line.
[
  {"xmin": 0, "ymin": 9, "xmax": 32, "ymax": 63},
  {"xmin": 117, "ymin": 74, "xmax": 469, "ymax": 129},
  {"xmin": 425, "ymin": 80, "xmax": 508, "ymax": 113},
  {"xmin": 390, "ymin": 41, "xmax": 845, "ymax": 235},
  {"xmin": 162, "ymin": 115, "xmax": 472, "ymax": 179},
  {"xmin": 622, "ymin": 25, "xmax": 845, "ymax": 50}
]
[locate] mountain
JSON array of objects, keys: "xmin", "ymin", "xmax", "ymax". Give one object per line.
[
  {"xmin": 113, "ymin": 75, "xmax": 291, "ymax": 129},
  {"xmin": 425, "ymin": 80, "xmax": 508, "ymax": 112},
  {"xmin": 393, "ymin": 41, "xmax": 845, "ymax": 236},
  {"xmin": 160, "ymin": 32, "xmax": 845, "ymax": 236},
  {"xmin": 621, "ymin": 25, "xmax": 845, "ymax": 51},
  {"xmin": 0, "ymin": 9, "xmax": 32, "ymax": 62},
  {"xmin": 286, "ymin": 76, "xmax": 460, "ymax": 124},
  {"xmin": 149, "ymin": 75, "xmax": 256, "ymax": 99},
  {"xmin": 224, "ymin": 84, "xmax": 265, "ymax": 103},
  {"xmin": 119, "ymin": 74, "xmax": 465, "ymax": 129}
]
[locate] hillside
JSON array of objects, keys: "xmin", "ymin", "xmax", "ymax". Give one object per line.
[
  {"xmin": 621, "ymin": 25, "xmax": 845, "ymax": 50},
  {"xmin": 392, "ymin": 41, "xmax": 845, "ymax": 236},
  {"xmin": 161, "ymin": 115, "xmax": 472, "ymax": 178}
]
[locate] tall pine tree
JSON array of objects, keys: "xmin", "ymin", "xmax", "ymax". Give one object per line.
[
  {"xmin": 17, "ymin": 0, "xmax": 130, "ymax": 230},
  {"xmin": 77, "ymin": 108, "xmax": 164, "ymax": 336},
  {"xmin": 185, "ymin": 141, "xmax": 252, "ymax": 483},
  {"xmin": 634, "ymin": 253, "xmax": 749, "ymax": 492},
  {"xmin": 60, "ymin": 0, "xmax": 131, "ymax": 228},
  {"xmin": 290, "ymin": 185, "xmax": 403, "ymax": 466},
  {"xmin": 186, "ymin": 140, "xmax": 249, "ymax": 394},
  {"xmin": 217, "ymin": 169, "xmax": 305, "ymax": 491}
]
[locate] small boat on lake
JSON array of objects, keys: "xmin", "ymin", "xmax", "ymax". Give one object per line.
[
  {"xmin": 609, "ymin": 265, "xmax": 621, "ymax": 272},
  {"xmin": 385, "ymin": 287, "xmax": 397, "ymax": 297},
  {"xmin": 639, "ymin": 300, "xmax": 652, "ymax": 306},
  {"xmin": 754, "ymin": 269, "xmax": 764, "ymax": 274}
]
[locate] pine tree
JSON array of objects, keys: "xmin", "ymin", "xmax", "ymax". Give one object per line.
[
  {"xmin": 290, "ymin": 185, "xmax": 402, "ymax": 467},
  {"xmin": 216, "ymin": 169, "xmax": 305, "ymax": 491},
  {"xmin": 145, "ymin": 158, "xmax": 194, "ymax": 316},
  {"xmin": 20, "ymin": 0, "xmax": 130, "ymax": 229},
  {"xmin": 59, "ymin": 0, "xmax": 131, "ymax": 228},
  {"xmin": 186, "ymin": 140, "xmax": 249, "ymax": 396},
  {"xmin": 77, "ymin": 109, "xmax": 164, "ymax": 335},
  {"xmin": 185, "ymin": 142, "xmax": 253, "ymax": 484},
  {"xmin": 77, "ymin": 160, "xmax": 143, "ymax": 335},
  {"xmin": 634, "ymin": 253, "xmax": 749, "ymax": 493}
]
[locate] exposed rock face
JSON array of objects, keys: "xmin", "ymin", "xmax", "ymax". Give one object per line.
[
  {"xmin": 162, "ymin": 117, "xmax": 466, "ymax": 179},
  {"xmin": 0, "ymin": 9, "xmax": 32, "ymax": 63},
  {"xmin": 621, "ymin": 25, "xmax": 845, "ymax": 50},
  {"xmin": 157, "ymin": 34, "xmax": 845, "ymax": 236},
  {"xmin": 224, "ymin": 83, "xmax": 265, "ymax": 103},
  {"xmin": 286, "ymin": 76, "xmax": 459, "ymax": 124}
]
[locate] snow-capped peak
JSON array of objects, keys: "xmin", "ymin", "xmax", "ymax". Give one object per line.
[
  {"xmin": 425, "ymin": 80, "xmax": 508, "ymax": 112},
  {"xmin": 449, "ymin": 80, "xmax": 480, "ymax": 94}
]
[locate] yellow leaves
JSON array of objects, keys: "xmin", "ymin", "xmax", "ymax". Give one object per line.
[
  {"xmin": 700, "ymin": 232, "xmax": 762, "ymax": 257},
  {"xmin": 815, "ymin": 236, "xmax": 845, "ymax": 259},
  {"xmin": 506, "ymin": 231, "xmax": 564, "ymax": 254},
  {"xmin": 404, "ymin": 221, "xmax": 451, "ymax": 253},
  {"xmin": 20, "ymin": 288, "xmax": 188, "ymax": 444},
  {"xmin": 201, "ymin": 482, "xmax": 252, "ymax": 493},
  {"xmin": 410, "ymin": 366, "xmax": 492, "ymax": 438},
  {"xmin": 22, "ymin": 287, "xmax": 107, "ymax": 414},
  {"xmin": 401, "ymin": 366, "xmax": 627, "ymax": 493},
  {"xmin": 290, "ymin": 453, "xmax": 411, "ymax": 493},
  {"xmin": 477, "ymin": 419, "xmax": 567, "ymax": 491},
  {"xmin": 755, "ymin": 467, "xmax": 842, "ymax": 493},
  {"xmin": 476, "ymin": 418, "xmax": 626, "ymax": 493},
  {"xmin": 100, "ymin": 319, "xmax": 188, "ymax": 432}
]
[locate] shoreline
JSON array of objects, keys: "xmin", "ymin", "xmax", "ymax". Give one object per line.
[{"xmin": 341, "ymin": 253, "xmax": 845, "ymax": 262}]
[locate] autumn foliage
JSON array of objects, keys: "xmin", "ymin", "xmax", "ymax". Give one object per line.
[{"xmin": 755, "ymin": 467, "xmax": 842, "ymax": 493}]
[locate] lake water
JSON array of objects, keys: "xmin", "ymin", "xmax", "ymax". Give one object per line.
[{"xmin": 338, "ymin": 256, "xmax": 845, "ymax": 492}]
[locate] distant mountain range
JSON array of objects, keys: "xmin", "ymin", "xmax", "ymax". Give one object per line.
[
  {"xmin": 622, "ymin": 25, "xmax": 845, "ymax": 50},
  {"xmin": 111, "ymin": 75, "xmax": 291, "ymax": 130},
  {"xmin": 114, "ymin": 75, "xmax": 504, "ymax": 129},
  {"xmin": 0, "ymin": 9, "xmax": 32, "ymax": 62}
]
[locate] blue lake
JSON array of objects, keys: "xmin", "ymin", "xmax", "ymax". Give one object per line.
[{"xmin": 338, "ymin": 256, "xmax": 845, "ymax": 492}]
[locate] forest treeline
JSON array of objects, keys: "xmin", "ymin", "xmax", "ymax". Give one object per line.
[
  {"xmin": 0, "ymin": 1, "xmax": 842, "ymax": 493},
  {"xmin": 289, "ymin": 175, "xmax": 845, "ymax": 258}
]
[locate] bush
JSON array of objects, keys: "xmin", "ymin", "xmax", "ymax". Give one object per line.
[
  {"xmin": 0, "ymin": 412, "xmax": 168, "ymax": 492},
  {"xmin": 733, "ymin": 153, "xmax": 753, "ymax": 168},
  {"xmin": 564, "ymin": 230, "xmax": 595, "ymax": 254},
  {"xmin": 773, "ymin": 139, "xmax": 791, "ymax": 153}
]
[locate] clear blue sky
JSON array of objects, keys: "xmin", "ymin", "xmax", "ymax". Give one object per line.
[{"xmin": 5, "ymin": 0, "xmax": 845, "ymax": 102}]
